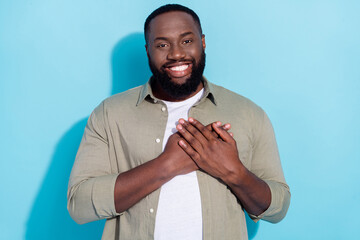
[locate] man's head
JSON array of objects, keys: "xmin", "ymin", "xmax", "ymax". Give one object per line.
[
  {"xmin": 144, "ymin": 4, "xmax": 206, "ymax": 101},
  {"xmin": 144, "ymin": 4, "xmax": 203, "ymax": 45}
]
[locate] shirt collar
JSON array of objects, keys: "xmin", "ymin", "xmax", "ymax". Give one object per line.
[{"xmin": 136, "ymin": 76, "xmax": 217, "ymax": 106}]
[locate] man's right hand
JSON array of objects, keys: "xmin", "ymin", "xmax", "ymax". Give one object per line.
[{"xmin": 160, "ymin": 132, "xmax": 199, "ymax": 176}]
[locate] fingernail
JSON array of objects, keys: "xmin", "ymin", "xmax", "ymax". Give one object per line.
[
  {"xmin": 179, "ymin": 119, "xmax": 185, "ymax": 124},
  {"xmin": 216, "ymin": 121, "xmax": 221, "ymax": 126},
  {"xmin": 177, "ymin": 124, "xmax": 183, "ymax": 130},
  {"xmin": 179, "ymin": 140, "xmax": 186, "ymax": 147},
  {"xmin": 189, "ymin": 118, "xmax": 194, "ymax": 123}
]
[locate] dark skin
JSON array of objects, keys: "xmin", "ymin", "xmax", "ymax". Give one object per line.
[
  {"xmin": 177, "ymin": 118, "xmax": 271, "ymax": 215},
  {"xmin": 115, "ymin": 123, "xmax": 229, "ymax": 213},
  {"xmin": 115, "ymin": 12, "xmax": 228, "ymax": 212},
  {"xmin": 115, "ymin": 11, "xmax": 271, "ymax": 216},
  {"xmin": 146, "ymin": 11, "xmax": 206, "ymax": 101}
]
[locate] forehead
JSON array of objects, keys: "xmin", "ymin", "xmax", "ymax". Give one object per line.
[{"xmin": 148, "ymin": 11, "xmax": 200, "ymax": 40}]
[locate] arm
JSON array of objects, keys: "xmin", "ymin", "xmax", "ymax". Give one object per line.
[
  {"xmin": 113, "ymin": 132, "xmax": 198, "ymax": 213},
  {"xmin": 114, "ymin": 122, "xmax": 234, "ymax": 213},
  {"xmin": 176, "ymin": 116, "xmax": 290, "ymax": 222},
  {"xmin": 67, "ymin": 107, "xmax": 230, "ymax": 223},
  {"xmin": 68, "ymin": 116, "xmax": 197, "ymax": 223}
]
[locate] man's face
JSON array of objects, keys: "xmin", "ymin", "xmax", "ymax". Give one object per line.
[{"xmin": 146, "ymin": 11, "xmax": 206, "ymax": 100}]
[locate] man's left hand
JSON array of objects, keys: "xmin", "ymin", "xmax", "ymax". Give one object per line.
[{"xmin": 176, "ymin": 117, "xmax": 243, "ymax": 182}]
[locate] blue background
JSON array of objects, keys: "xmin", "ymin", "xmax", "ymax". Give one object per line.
[{"xmin": 1, "ymin": 0, "xmax": 359, "ymax": 239}]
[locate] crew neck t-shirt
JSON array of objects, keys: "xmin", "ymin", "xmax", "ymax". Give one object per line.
[{"xmin": 154, "ymin": 89, "xmax": 204, "ymax": 240}]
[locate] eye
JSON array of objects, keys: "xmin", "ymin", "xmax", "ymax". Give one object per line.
[
  {"xmin": 182, "ymin": 39, "xmax": 193, "ymax": 45},
  {"xmin": 156, "ymin": 43, "xmax": 168, "ymax": 48}
]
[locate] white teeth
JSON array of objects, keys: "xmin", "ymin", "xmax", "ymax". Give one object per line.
[{"xmin": 170, "ymin": 65, "xmax": 189, "ymax": 71}]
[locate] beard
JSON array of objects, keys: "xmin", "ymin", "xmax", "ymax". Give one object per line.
[{"xmin": 148, "ymin": 51, "xmax": 206, "ymax": 100}]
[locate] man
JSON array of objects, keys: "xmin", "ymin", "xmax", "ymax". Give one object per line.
[{"xmin": 68, "ymin": 4, "xmax": 290, "ymax": 240}]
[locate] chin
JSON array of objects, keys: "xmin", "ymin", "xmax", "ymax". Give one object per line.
[{"xmin": 169, "ymin": 76, "xmax": 192, "ymax": 86}]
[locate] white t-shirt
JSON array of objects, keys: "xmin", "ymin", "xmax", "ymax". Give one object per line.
[{"xmin": 154, "ymin": 89, "xmax": 204, "ymax": 240}]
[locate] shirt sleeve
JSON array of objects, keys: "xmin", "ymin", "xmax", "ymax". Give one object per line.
[
  {"xmin": 67, "ymin": 102, "xmax": 120, "ymax": 224},
  {"xmin": 248, "ymin": 110, "xmax": 291, "ymax": 223}
]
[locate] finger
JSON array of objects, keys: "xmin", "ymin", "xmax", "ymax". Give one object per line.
[
  {"xmin": 178, "ymin": 139, "xmax": 201, "ymax": 164},
  {"xmin": 205, "ymin": 122, "xmax": 230, "ymax": 132},
  {"xmin": 205, "ymin": 121, "xmax": 220, "ymax": 130},
  {"xmin": 188, "ymin": 117, "xmax": 216, "ymax": 141},
  {"xmin": 179, "ymin": 118, "xmax": 209, "ymax": 143},
  {"xmin": 212, "ymin": 122, "xmax": 234, "ymax": 142},
  {"xmin": 222, "ymin": 123, "xmax": 231, "ymax": 131},
  {"xmin": 205, "ymin": 121, "xmax": 222, "ymax": 138},
  {"xmin": 204, "ymin": 121, "xmax": 230, "ymax": 138},
  {"xmin": 177, "ymin": 120, "xmax": 204, "ymax": 151}
]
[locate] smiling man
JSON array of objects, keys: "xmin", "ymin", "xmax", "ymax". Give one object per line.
[
  {"xmin": 68, "ymin": 4, "xmax": 290, "ymax": 240},
  {"xmin": 146, "ymin": 10, "xmax": 206, "ymax": 101}
]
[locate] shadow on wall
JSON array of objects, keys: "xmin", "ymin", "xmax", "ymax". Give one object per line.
[
  {"xmin": 25, "ymin": 32, "xmax": 259, "ymax": 239},
  {"xmin": 246, "ymin": 211, "xmax": 259, "ymax": 239},
  {"xmin": 25, "ymin": 32, "xmax": 149, "ymax": 240}
]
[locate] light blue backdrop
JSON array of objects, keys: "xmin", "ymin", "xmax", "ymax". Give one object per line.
[{"xmin": 1, "ymin": 0, "xmax": 359, "ymax": 239}]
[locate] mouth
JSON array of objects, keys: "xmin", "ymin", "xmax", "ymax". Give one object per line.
[{"xmin": 164, "ymin": 62, "xmax": 193, "ymax": 79}]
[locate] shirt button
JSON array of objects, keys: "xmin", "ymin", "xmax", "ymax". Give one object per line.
[
  {"xmin": 149, "ymin": 208, "xmax": 154, "ymax": 213},
  {"xmin": 155, "ymin": 138, "xmax": 160, "ymax": 143},
  {"xmin": 161, "ymin": 106, "xmax": 166, "ymax": 112}
]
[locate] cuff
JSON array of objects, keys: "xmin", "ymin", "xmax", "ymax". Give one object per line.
[
  {"xmin": 92, "ymin": 174, "xmax": 121, "ymax": 218},
  {"xmin": 248, "ymin": 179, "xmax": 290, "ymax": 223}
]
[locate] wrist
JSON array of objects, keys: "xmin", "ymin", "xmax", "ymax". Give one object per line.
[
  {"xmin": 223, "ymin": 160, "xmax": 248, "ymax": 188},
  {"xmin": 154, "ymin": 152, "xmax": 178, "ymax": 181}
]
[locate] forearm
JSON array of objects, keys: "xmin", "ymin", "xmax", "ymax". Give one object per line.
[
  {"xmin": 115, "ymin": 124, "xmax": 226, "ymax": 213},
  {"xmin": 114, "ymin": 153, "xmax": 177, "ymax": 213},
  {"xmin": 176, "ymin": 118, "xmax": 272, "ymax": 215},
  {"xmin": 223, "ymin": 162, "xmax": 271, "ymax": 216},
  {"xmin": 69, "ymin": 152, "xmax": 186, "ymax": 223}
]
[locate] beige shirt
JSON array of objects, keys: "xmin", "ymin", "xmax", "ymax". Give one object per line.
[{"xmin": 67, "ymin": 78, "xmax": 290, "ymax": 240}]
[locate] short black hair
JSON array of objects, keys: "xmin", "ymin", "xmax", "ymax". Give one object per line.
[{"xmin": 144, "ymin": 4, "xmax": 203, "ymax": 44}]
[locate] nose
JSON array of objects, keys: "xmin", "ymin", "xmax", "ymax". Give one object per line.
[{"xmin": 167, "ymin": 44, "xmax": 186, "ymax": 60}]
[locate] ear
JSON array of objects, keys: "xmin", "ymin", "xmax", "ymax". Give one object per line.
[
  {"xmin": 201, "ymin": 34, "xmax": 206, "ymax": 50},
  {"xmin": 145, "ymin": 44, "xmax": 150, "ymax": 58}
]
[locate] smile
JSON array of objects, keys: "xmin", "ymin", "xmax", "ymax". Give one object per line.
[
  {"xmin": 169, "ymin": 64, "xmax": 189, "ymax": 72},
  {"xmin": 164, "ymin": 63, "xmax": 193, "ymax": 79}
]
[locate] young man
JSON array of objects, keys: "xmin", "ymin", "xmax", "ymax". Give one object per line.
[{"xmin": 68, "ymin": 4, "xmax": 290, "ymax": 240}]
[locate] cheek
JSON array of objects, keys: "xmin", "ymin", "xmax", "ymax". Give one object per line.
[
  {"xmin": 150, "ymin": 50, "xmax": 168, "ymax": 67},
  {"xmin": 188, "ymin": 44, "xmax": 203, "ymax": 58},
  {"xmin": 189, "ymin": 49, "xmax": 203, "ymax": 62}
]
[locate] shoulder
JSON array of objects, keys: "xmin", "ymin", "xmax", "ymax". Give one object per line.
[
  {"xmin": 89, "ymin": 85, "xmax": 144, "ymax": 122},
  {"xmin": 94, "ymin": 85, "xmax": 143, "ymax": 113},
  {"xmin": 104, "ymin": 85, "xmax": 143, "ymax": 107}
]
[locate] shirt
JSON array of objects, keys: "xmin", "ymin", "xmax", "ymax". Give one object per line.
[{"xmin": 67, "ymin": 78, "xmax": 291, "ymax": 240}]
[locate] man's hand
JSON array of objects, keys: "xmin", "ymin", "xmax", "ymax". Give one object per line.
[
  {"xmin": 160, "ymin": 132, "xmax": 199, "ymax": 176},
  {"xmin": 160, "ymin": 122, "xmax": 233, "ymax": 176},
  {"xmin": 176, "ymin": 117, "xmax": 241, "ymax": 182},
  {"xmin": 176, "ymin": 117, "xmax": 271, "ymax": 216},
  {"xmin": 114, "ymin": 120, "xmax": 232, "ymax": 213}
]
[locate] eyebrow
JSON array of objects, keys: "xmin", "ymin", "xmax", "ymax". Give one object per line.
[{"xmin": 154, "ymin": 31, "xmax": 194, "ymax": 42}]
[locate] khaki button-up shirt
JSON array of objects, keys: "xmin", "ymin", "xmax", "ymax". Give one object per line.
[{"xmin": 68, "ymin": 78, "xmax": 290, "ymax": 240}]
